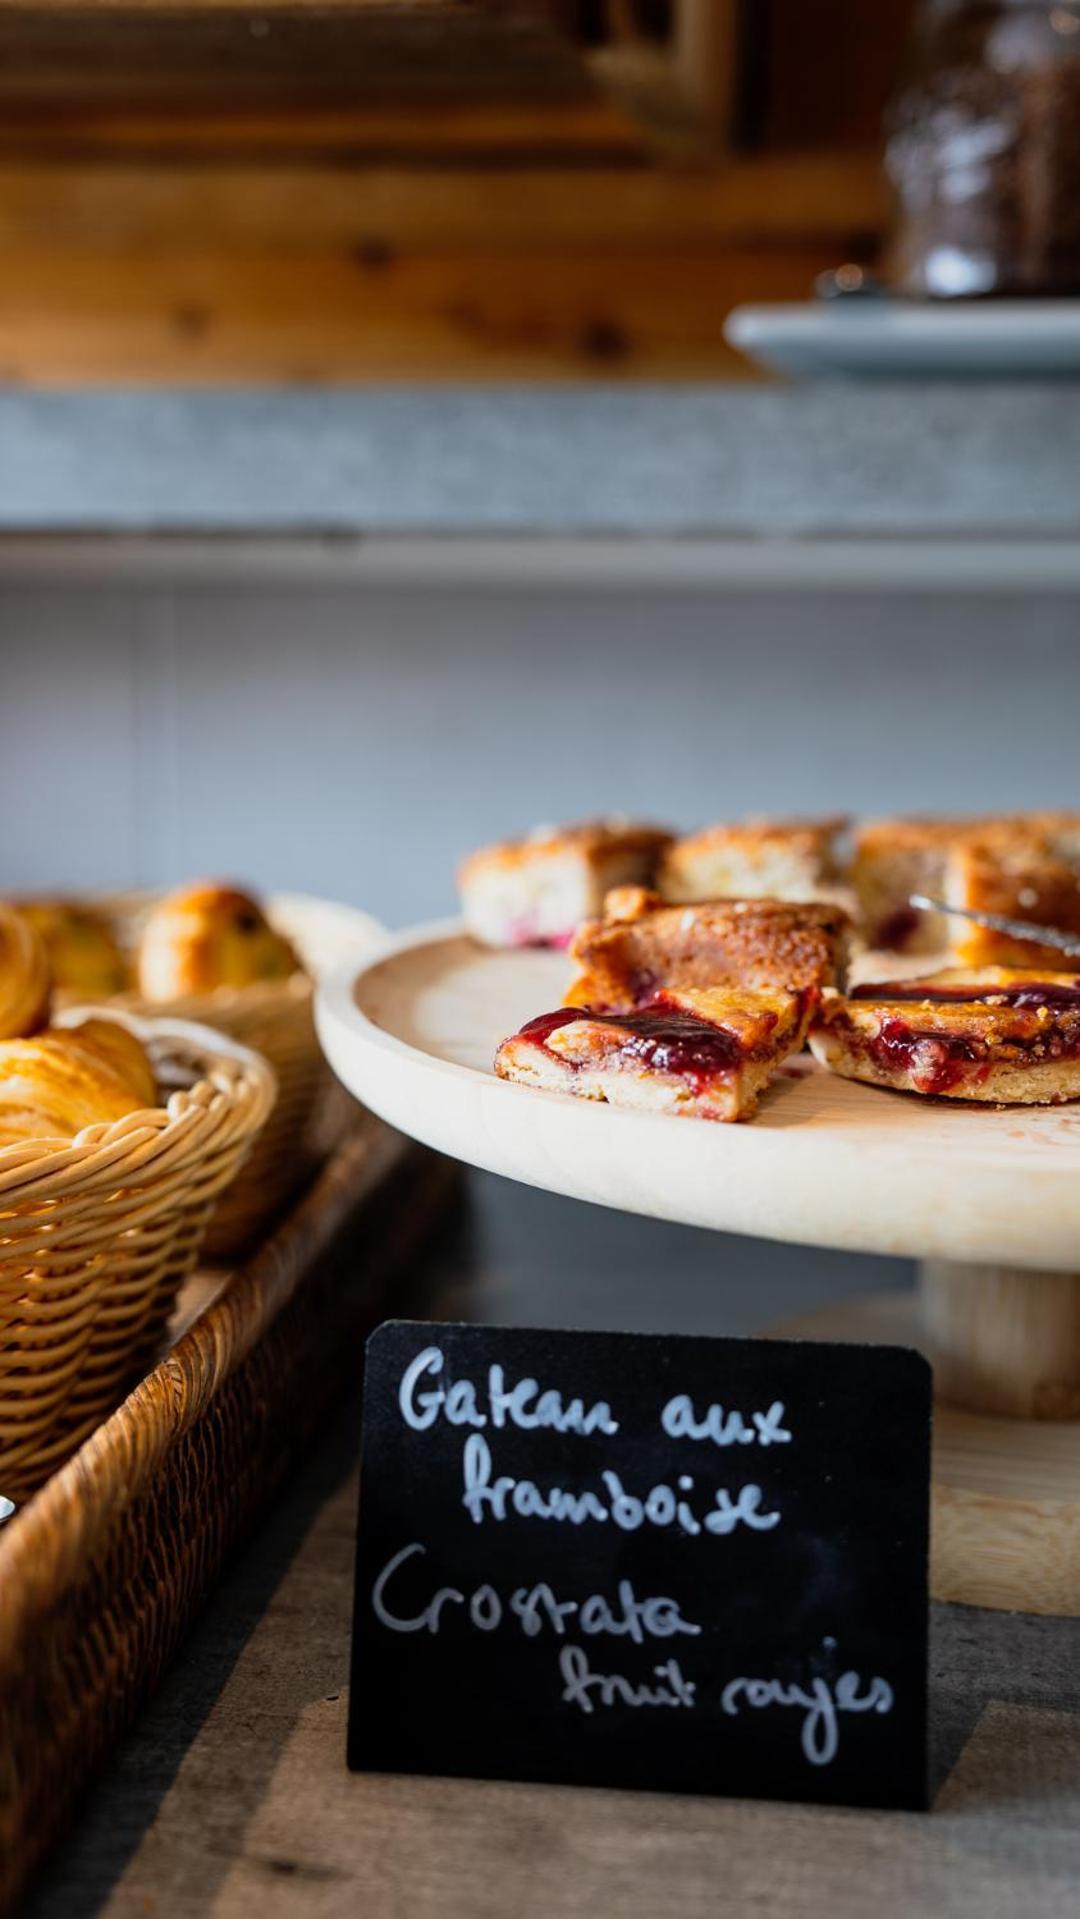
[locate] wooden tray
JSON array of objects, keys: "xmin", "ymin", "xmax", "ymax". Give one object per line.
[{"xmin": 0, "ymin": 1114, "xmax": 457, "ymax": 1918}]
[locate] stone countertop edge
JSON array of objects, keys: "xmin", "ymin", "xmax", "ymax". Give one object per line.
[{"xmin": 1, "ymin": 383, "xmax": 1079, "ymax": 537}]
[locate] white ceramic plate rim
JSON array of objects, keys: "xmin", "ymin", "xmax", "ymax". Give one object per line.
[
  {"xmin": 319, "ymin": 915, "xmax": 510, "ymax": 1090},
  {"xmin": 727, "ymin": 299, "xmax": 1080, "ymax": 345}
]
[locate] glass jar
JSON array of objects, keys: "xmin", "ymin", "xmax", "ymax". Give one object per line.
[{"xmin": 885, "ymin": 0, "xmax": 1080, "ymax": 296}]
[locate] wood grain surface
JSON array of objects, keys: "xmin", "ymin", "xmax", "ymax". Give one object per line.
[
  {"xmin": 18, "ymin": 1171, "xmax": 1080, "ymax": 1917},
  {"xmin": 317, "ymin": 927, "xmax": 1080, "ymax": 1270},
  {"xmin": 0, "ymin": 3, "xmax": 902, "ymax": 380},
  {"xmin": 779, "ymin": 1291, "xmax": 1080, "ymax": 1618}
]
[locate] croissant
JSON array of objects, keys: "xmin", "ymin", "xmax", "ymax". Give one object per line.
[
  {"xmin": 0, "ymin": 903, "xmax": 50, "ymax": 1039},
  {"xmin": 137, "ymin": 883, "xmax": 301, "ymax": 1001},
  {"xmin": 0, "ymin": 1017, "xmax": 156, "ymax": 1150},
  {"xmin": 18, "ymin": 899, "xmax": 128, "ymax": 997},
  {"xmin": 66, "ymin": 1015, "xmax": 158, "ymax": 1108}
]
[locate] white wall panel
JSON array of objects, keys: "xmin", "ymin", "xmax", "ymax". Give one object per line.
[{"xmin": 2, "ymin": 578, "xmax": 1078, "ymax": 925}]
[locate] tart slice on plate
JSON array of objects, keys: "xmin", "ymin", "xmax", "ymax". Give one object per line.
[
  {"xmin": 564, "ymin": 886, "xmax": 848, "ymax": 1007},
  {"xmin": 458, "ymin": 819, "xmax": 672, "ymax": 950},
  {"xmin": 495, "ymin": 890, "xmax": 847, "ymax": 1124},
  {"xmin": 495, "ymin": 984, "xmax": 814, "ymax": 1123},
  {"xmin": 852, "ymin": 811, "xmax": 1080, "ymax": 960},
  {"xmin": 942, "ymin": 832, "xmax": 1080, "ymax": 968},
  {"xmin": 810, "ymin": 967, "xmax": 1080, "ymax": 1104},
  {"xmin": 659, "ymin": 815, "xmax": 848, "ymax": 908}
]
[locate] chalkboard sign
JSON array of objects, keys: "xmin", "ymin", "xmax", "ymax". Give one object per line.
[{"xmin": 349, "ymin": 1321, "xmax": 931, "ymax": 1811}]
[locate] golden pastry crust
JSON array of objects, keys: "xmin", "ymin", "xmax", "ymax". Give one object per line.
[
  {"xmin": 459, "ymin": 819, "xmax": 672, "ymax": 882},
  {"xmin": 852, "ymin": 816, "xmax": 980, "ymax": 953},
  {"xmin": 0, "ymin": 1018, "xmax": 155, "ymax": 1148},
  {"xmin": 138, "ymin": 883, "xmax": 301, "ymax": 1001},
  {"xmin": 660, "ymin": 816, "xmax": 847, "ymax": 907},
  {"xmin": 0, "ymin": 903, "xmax": 51, "ymax": 1040},
  {"xmin": 659, "ymin": 983, "xmax": 811, "ymax": 1053},
  {"xmin": 65, "ymin": 1014, "xmax": 158, "ymax": 1108},
  {"xmin": 853, "ymin": 813, "xmax": 1080, "ymax": 959},
  {"xmin": 17, "ymin": 899, "xmax": 128, "ymax": 997},
  {"xmin": 810, "ymin": 966, "xmax": 1080, "ymax": 1103},
  {"xmin": 458, "ymin": 818, "xmax": 673, "ymax": 950},
  {"xmin": 564, "ymin": 889, "xmax": 848, "ymax": 1011},
  {"xmin": 495, "ymin": 982, "xmax": 813, "ymax": 1123},
  {"xmin": 944, "ymin": 836, "xmax": 1080, "ymax": 967}
]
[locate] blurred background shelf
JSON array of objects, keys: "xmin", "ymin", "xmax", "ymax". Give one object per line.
[
  {"xmin": 1, "ymin": 385, "xmax": 1079, "ymax": 544},
  {"xmin": 0, "ymin": 0, "xmax": 915, "ymax": 382}
]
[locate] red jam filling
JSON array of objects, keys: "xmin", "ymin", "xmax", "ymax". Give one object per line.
[
  {"xmin": 852, "ymin": 979, "xmax": 1080, "ymax": 1009},
  {"xmin": 873, "ymin": 907, "xmax": 921, "ymax": 950},
  {"xmin": 849, "ymin": 984, "xmax": 1080, "ymax": 1093},
  {"xmin": 507, "ymin": 923, "xmax": 577, "ymax": 951},
  {"xmin": 866, "ymin": 1018, "xmax": 987, "ymax": 1095},
  {"xmin": 516, "ymin": 1006, "xmax": 748, "ymax": 1087}
]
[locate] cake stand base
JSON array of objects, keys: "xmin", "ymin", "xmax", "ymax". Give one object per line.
[{"xmin": 775, "ymin": 1289, "xmax": 1080, "ymax": 1618}]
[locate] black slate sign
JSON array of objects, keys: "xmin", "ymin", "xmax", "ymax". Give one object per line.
[{"xmin": 349, "ymin": 1321, "xmax": 931, "ymax": 1810}]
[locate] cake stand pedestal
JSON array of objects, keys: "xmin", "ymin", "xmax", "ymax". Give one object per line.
[
  {"xmin": 779, "ymin": 1262, "xmax": 1080, "ymax": 1616},
  {"xmin": 317, "ymin": 922, "xmax": 1080, "ymax": 1620}
]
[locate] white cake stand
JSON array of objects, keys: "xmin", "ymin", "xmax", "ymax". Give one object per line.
[{"xmin": 317, "ymin": 921, "xmax": 1080, "ymax": 1618}]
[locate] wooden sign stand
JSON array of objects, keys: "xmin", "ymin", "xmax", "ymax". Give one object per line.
[{"xmin": 780, "ymin": 1261, "xmax": 1080, "ymax": 1618}]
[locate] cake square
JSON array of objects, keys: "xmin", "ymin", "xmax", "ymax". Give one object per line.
[
  {"xmin": 660, "ymin": 816, "xmax": 847, "ymax": 907},
  {"xmin": 495, "ymin": 983, "xmax": 814, "ymax": 1123},
  {"xmin": 853, "ymin": 812, "xmax": 1080, "ymax": 960},
  {"xmin": 494, "ymin": 890, "xmax": 845, "ymax": 1124},
  {"xmin": 944, "ymin": 831, "xmax": 1080, "ymax": 967},
  {"xmin": 458, "ymin": 819, "xmax": 672, "ymax": 950},
  {"xmin": 563, "ymin": 887, "xmax": 848, "ymax": 1011},
  {"xmin": 851, "ymin": 817, "xmax": 972, "ymax": 953},
  {"xmin": 810, "ymin": 966, "xmax": 1080, "ymax": 1104}
]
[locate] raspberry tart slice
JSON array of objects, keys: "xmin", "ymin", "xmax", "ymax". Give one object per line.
[
  {"xmin": 660, "ymin": 815, "xmax": 848, "ymax": 908},
  {"xmin": 852, "ymin": 815, "xmax": 976, "ymax": 954},
  {"xmin": 810, "ymin": 967, "xmax": 1080, "ymax": 1104},
  {"xmin": 564, "ymin": 886, "xmax": 848, "ymax": 1009},
  {"xmin": 943, "ymin": 831, "xmax": 1080, "ymax": 968},
  {"xmin": 495, "ymin": 892, "xmax": 845, "ymax": 1124},
  {"xmin": 458, "ymin": 819, "xmax": 672, "ymax": 950},
  {"xmin": 852, "ymin": 812, "xmax": 1080, "ymax": 959},
  {"xmin": 495, "ymin": 984, "xmax": 815, "ymax": 1123}
]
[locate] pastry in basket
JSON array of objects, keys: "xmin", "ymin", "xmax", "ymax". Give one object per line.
[
  {"xmin": 0, "ymin": 1016, "xmax": 156, "ymax": 1147},
  {"xmin": 17, "ymin": 899, "xmax": 128, "ymax": 997},
  {"xmin": 0, "ymin": 903, "xmax": 50, "ymax": 1039},
  {"xmin": 660, "ymin": 816, "xmax": 848, "ymax": 907},
  {"xmin": 810, "ymin": 967, "xmax": 1080, "ymax": 1104},
  {"xmin": 138, "ymin": 883, "xmax": 301, "ymax": 1000},
  {"xmin": 564, "ymin": 886, "xmax": 848, "ymax": 1008},
  {"xmin": 495, "ymin": 891, "xmax": 847, "ymax": 1123},
  {"xmin": 68, "ymin": 1015, "xmax": 158, "ymax": 1107},
  {"xmin": 458, "ymin": 819, "xmax": 673, "ymax": 950}
]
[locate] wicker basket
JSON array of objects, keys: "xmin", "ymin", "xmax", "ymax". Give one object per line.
[
  {"xmin": 97, "ymin": 891, "xmax": 383, "ymax": 1261},
  {"xmin": 127, "ymin": 970, "xmax": 330, "ymax": 1260},
  {"xmin": 0, "ymin": 1122, "xmax": 455, "ymax": 1915},
  {"xmin": 0, "ymin": 1010, "xmax": 275, "ymax": 1502}
]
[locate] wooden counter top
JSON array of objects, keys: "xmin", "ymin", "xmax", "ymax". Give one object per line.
[{"xmin": 24, "ymin": 1172, "xmax": 1080, "ymax": 1919}]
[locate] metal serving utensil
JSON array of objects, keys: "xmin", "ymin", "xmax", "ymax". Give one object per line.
[{"xmin": 908, "ymin": 894, "xmax": 1080, "ymax": 960}]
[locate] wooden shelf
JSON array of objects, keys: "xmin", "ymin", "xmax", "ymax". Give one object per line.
[
  {"xmin": 0, "ymin": 4, "xmax": 903, "ymax": 380},
  {"xmin": 0, "ymin": 152, "xmax": 884, "ymax": 381}
]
